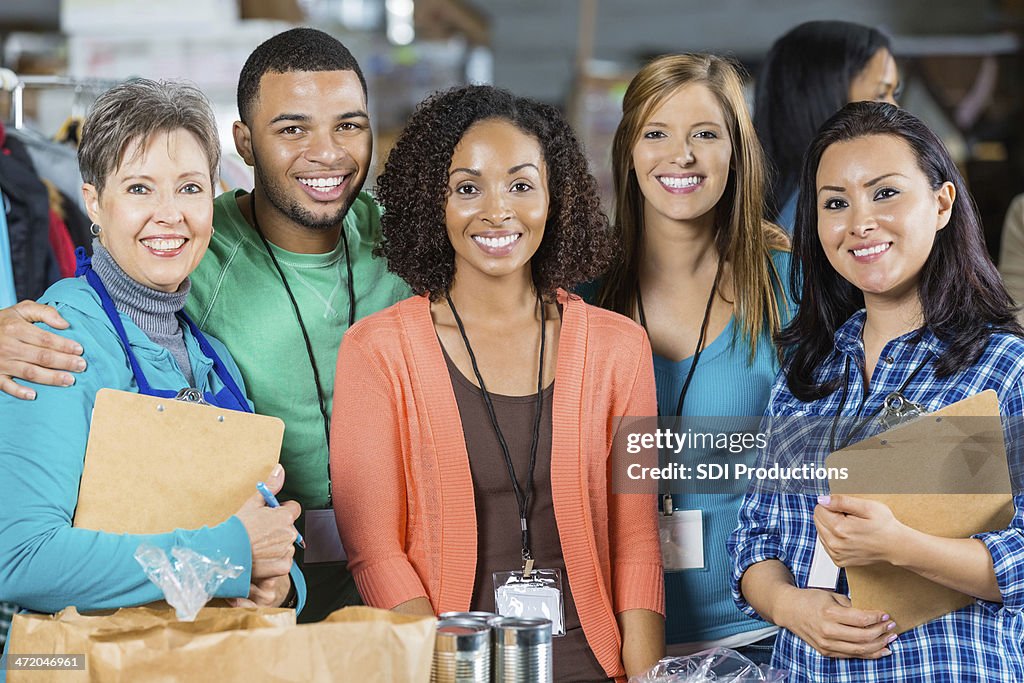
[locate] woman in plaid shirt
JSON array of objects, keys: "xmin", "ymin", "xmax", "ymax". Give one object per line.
[{"xmin": 730, "ymin": 101, "xmax": 1024, "ymax": 681}]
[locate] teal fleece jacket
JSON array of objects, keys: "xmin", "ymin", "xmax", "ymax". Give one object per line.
[{"xmin": 0, "ymin": 277, "xmax": 305, "ymax": 659}]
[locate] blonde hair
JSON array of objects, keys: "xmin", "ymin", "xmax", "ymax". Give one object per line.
[{"xmin": 596, "ymin": 53, "xmax": 789, "ymax": 361}]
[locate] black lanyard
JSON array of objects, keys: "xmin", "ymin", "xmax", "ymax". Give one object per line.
[
  {"xmin": 446, "ymin": 292, "xmax": 546, "ymax": 568},
  {"xmin": 250, "ymin": 193, "xmax": 356, "ymax": 505},
  {"xmin": 828, "ymin": 350, "xmax": 933, "ymax": 452},
  {"xmin": 637, "ymin": 258, "xmax": 724, "ymax": 417}
]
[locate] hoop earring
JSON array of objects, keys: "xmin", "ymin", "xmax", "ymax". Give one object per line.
[{"xmin": 90, "ymin": 223, "xmax": 102, "ymax": 237}]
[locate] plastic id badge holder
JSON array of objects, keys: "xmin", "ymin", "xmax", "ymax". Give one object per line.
[
  {"xmin": 494, "ymin": 568, "xmax": 565, "ymax": 636},
  {"xmin": 303, "ymin": 509, "xmax": 347, "ymax": 563},
  {"xmin": 659, "ymin": 507, "xmax": 705, "ymax": 571}
]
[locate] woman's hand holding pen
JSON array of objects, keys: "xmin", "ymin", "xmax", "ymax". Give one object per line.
[
  {"xmin": 235, "ymin": 464, "xmax": 301, "ymax": 580},
  {"xmin": 814, "ymin": 494, "xmax": 905, "ymax": 567}
]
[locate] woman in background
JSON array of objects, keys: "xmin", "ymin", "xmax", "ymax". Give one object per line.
[
  {"xmin": 755, "ymin": 20, "xmax": 898, "ymax": 231},
  {"xmin": 593, "ymin": 53, "xmax": 791, "ymax": 662},
  {"xmin": 998, "ymin": 192, "xmax": 1024, "ymax": 322}
]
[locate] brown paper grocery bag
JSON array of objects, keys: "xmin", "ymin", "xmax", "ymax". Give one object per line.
[
  {"xmin": 10, "ymin": 605, "xmax": 434, "ymax": 682},
  {"xmin": 8, "ymin": 606, "xmax": 295, "ymax": 683}
]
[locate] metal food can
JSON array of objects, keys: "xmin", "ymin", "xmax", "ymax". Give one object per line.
[
  {"xmin": 439, "ymin": 611, "xmax": 500, "ymax": 623},
  {"xmin": 431, "ymin": 617, "xmax": 492, "ymax": 683},
  {"xmin": 491, "ymin": 617, "xmax": 552, "ymax": 683}
]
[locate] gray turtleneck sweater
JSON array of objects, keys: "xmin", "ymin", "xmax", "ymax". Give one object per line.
[{"xmin": 91, "ymin": 239, "xmax": 195, "ymax": 385}]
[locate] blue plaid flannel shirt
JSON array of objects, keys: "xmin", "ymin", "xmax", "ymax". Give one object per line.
[{"xmin": 729, "ymin": 310, "xmax": 1024, "ymax": 682}]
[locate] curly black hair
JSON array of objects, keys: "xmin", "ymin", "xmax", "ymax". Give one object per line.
[{"xmin": 375, "ymin": 85, "xmax": 614, "ymax": 300}]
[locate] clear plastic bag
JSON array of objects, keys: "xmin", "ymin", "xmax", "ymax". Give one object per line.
[
  {"xmin": 134, "ymin": 544, "xmax": 245, "ymax": 621},
  {"xmin": 629, "ymin": 647, "xmax": 788, "ymax": 683}
]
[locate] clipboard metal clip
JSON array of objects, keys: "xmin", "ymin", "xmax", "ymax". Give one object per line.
[
  {"xmin": 174, "ymin": 388, "xmax": 211, "ymax": 406},
  {"xmin": 878, "ymin": 392, "xmax": 926, "ymax": 431}
]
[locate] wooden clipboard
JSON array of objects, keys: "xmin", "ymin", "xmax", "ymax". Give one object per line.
[
  {"xmin": 825, "ymin": 390, "xmax": 1014, "ymax": 633},
  {"xmin": 73, "ymin": 388, "xmax": 285, "ymax": 534}
]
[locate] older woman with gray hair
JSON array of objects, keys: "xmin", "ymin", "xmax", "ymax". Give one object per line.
[{"xmin": 0, "ymin": 79, "xmax": 304, "ymax": 647}]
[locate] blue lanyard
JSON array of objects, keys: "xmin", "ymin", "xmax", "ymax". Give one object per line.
[{"xmin": 75, "ymin": 247, "xmax": 251, "ymax": 413}]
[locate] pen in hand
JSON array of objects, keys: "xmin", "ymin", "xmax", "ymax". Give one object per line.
[{"xmin": 256, "ymin": 481, "xmax": 306, "ymax": 550}]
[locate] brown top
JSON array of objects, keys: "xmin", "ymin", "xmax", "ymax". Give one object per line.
[{"xmin": 443, "ymin": 345, "xmax": 611, "ymax": 683}]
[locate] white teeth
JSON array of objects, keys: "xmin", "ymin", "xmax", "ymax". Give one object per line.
[
  {"xmin": 141, "ymin": 238, "xmax": 185, "ymax": 251},
  {"xmin": 473, "ymin": 234, "xmax": 521, "ymax": 248},
  {"xmin": 658, "ymin": 176, "xmax": 702, "ymax": 189},
  {"xmin": 299, "ymin": 176, "xmax": 343, "ymax": 189},
  {"xmin": 852, "ymin": 243, "xmax": 891, "ymax": 257}
]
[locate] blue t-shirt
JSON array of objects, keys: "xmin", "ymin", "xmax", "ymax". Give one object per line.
[
  {"xmin": 655, "ymin": 250, "xmax": 793, "ymax": 644},
  {"xmin": 775, "ymin": 191, "xmax": 798, "ymax": 235}
]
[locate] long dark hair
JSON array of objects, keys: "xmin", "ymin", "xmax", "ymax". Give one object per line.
[
  {"xmin": 780, "ymin": 101, "xmax": 1022, "ymax": 401},
  {"xmin": 755, "ymin": 21, "xmax": 892, "ymax": 220}
]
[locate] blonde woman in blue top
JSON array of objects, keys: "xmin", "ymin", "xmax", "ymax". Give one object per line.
[
  {"xmin": 731, "ymin": 102, "xmax": 1024, "ymax": 681},
  {"xmin": 0, "ymin": 81, "xmax": 304, "ymax": 666},
  {"xmin": 592, "ymin": 54, "xmax": 792, "ymax": 662}
]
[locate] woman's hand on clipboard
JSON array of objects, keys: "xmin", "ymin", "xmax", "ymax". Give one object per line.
[{"xmin": 814, "ymin": 494, "xmax": 903, "ymax": 567}]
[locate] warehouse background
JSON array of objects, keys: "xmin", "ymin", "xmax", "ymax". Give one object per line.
[{"xmin": 1, "ymin": 0, "xmax": 1022, "ymax": 259}]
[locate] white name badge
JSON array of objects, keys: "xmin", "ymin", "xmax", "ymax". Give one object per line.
[
  {"xmin": 493, "ymin": 568, "xmax": 565, "ymax": 636},
  {"xmin": 807, "ymin": 534, "xmax": 840, "ymax": 590},
  {"xmin": 302, "ymin": 508, "xmax": 348, "ymax": 564},
  {"xmin": 659, "ymin": 509, "xmax": 705, "ymax": 571}
]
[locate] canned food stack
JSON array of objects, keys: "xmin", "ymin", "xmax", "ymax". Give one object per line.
[
  {"xmin": 432, "ymin": 618, "xmax": 492, "ymax": 683},
  {"xmin": 492, "ymin": 617, "xmax": 552, "ymax": 683}
]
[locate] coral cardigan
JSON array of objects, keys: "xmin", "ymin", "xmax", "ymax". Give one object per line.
[{"xmin": 330, "ymin": 290, "xmax": 664, "ymax": 679}]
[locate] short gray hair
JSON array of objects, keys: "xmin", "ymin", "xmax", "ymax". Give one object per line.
[{"xmin": 79, "ymin": 78, "xmax": 220, "ymax": 193}]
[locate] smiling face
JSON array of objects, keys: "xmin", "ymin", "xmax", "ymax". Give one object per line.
[
  {"xmin": 233, "ymin": 69, "xmax": 370, "ymax": 231},
  {"xmin": 84, "ymin": 128, "xmax": 214, "ymax": 292},
  {"xmin": 816, "ymin": 134, "xmax": 954, "ymax": 311},
  {"xmin": 445, "ymin": 118, "xmax": 549, "ymax": 286},
  {"xmin": 631, "ymin": 82, "xmax": 733, "ymax": 228},
  {"xmin": 848, "ymin": 48, "xmax": 900, "ymax": 105}
]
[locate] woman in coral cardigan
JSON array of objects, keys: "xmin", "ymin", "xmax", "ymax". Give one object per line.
[{"xmin": 330, "ymin": 85, "xmax": 664, "ymax": 681}]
